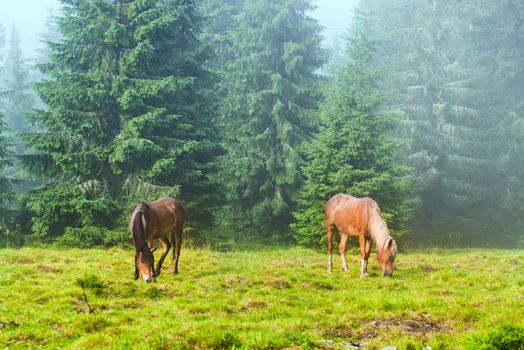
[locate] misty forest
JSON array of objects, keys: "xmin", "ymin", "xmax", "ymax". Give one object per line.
[
  {"xmin": 1, "ymin": 1, "xmax": 524, "ymax": 349},
  {"xmin": 1, "ymin": 0, "xmax": 523, "ymax": 248}
]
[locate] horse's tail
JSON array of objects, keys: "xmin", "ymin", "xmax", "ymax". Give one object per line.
[{"xmin": 132, "ymin": 202, "xmax": 150, "ymax": 251}]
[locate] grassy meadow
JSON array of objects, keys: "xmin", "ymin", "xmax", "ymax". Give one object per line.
[{"xmin": 0, "ymin": 246, "xmax": 523, "ymax": 349}]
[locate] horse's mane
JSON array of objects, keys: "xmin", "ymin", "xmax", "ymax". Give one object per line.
[
  {"xmin": 131, "ymin": 202, "xmax": 153, "ymax": 259},
  {"xmin": 368, "ymin": 201, "xmax": 397, "ymax": 258}
]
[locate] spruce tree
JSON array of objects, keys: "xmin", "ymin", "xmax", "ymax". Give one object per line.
[
  {"xmin": 466, "ymin": 0, "xmax": 524, "ymax": 244},
  {"xmin": 362, "ymin": 0, "xmax": 504, "ymax": 244},
  {"xmin": 0, "ymin": 24, "xmax": 11, "ymax": 232},
  {"xmin": 35, "ymin": 8, "xmax": 62, "ymax": 66},
  {"xmin": 217, "ymin": 0, "xmax": 325, "ymax": 240},
  {"xmin": 0, "ymin": 23, "xmax": 4, "ymax": 66},
  {"xmin": 0, "ymin": 24, "xmax": 16, "ymax": 243},
  {"xmin": 291, "ymin": 10, "xmax": 413, "ymax": 247},
  {"xmin": 0, "ymin": 23, "xmax": 5, "ymax": 90},
  {"xmin": 0, "ymin": 97, "xmax": 13, "ymax": 235},
  {"xmin": 0, "ymin": 25, "xmax": 40, "ymax": 198},
  {"xmin": 22, "ymin": 0, "xmax": 217, "ymax": 243},
  {"xmin": 3, "ymin": 26, "xmax": 35, "ymax": 149},
  {"xmin": 202, "ymin": 0, "xmax": 243, "ymax": 70}
]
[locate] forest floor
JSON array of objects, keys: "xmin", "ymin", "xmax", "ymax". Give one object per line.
[{"xmin": 0, "ymin": 246, "xmax": 523, "ymax": 349}]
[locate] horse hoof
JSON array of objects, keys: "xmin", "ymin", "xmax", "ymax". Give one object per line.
[
  {"xmin": 360, "ymin": 273, "xmax": 368, "ymax": 278},
  {"xmin": 155, "ymin": 270, "xmax": 161, "ymax": 276},
  {"xmin": 173, "ymin": 270, "xmax": 179, "ymax": 275}
]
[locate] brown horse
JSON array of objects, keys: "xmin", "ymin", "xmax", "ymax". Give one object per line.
[
  {"xmin": 129, "ymin": 197, "xmax": 185, "ymax": 282},
  {"xmin": 325, "ymin": 194, "xmax": 398, "ymax": 277}
]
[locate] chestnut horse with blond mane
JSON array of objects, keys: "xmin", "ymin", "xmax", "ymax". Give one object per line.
[
  {"xmin": 129, "ymin": 197, "xmax": 185, "ymax": 282},
  {"xmin": 325, "ymin": 194, "xmax": 397, "ymax": 277}
]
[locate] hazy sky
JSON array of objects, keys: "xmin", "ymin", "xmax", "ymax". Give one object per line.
[
  {"xmin": 313, "ymin": 0, "xmax": 359, "ymax": 45},
  {"xmin": 0, "ymin": 0, "xmax": 358, "ymax": 59}
]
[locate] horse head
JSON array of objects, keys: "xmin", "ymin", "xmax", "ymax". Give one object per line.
[
  {"xmin": 132, "ymin": 202, "xmax": 156, "ymax": 283},
  {"xmin": 378, "ymin": 237, "xmax": 397, "ymax": 277},
  {"xmin": 135, "ymin": 245, "xmax": 155, "ymax": 283}
]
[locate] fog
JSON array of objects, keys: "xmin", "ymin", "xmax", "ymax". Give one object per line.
[
  {"xmin": 0, "ymin": 0, "xmax": 358, "ymax": 59},
  {"xmin": 0, "ymin": 0, "xmax": 60, "ymax": 58},
  {"xmin": 0, "ymin": 0, "xmax": 522, "ymax": 248}
]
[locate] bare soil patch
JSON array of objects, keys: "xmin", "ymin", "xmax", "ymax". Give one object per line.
[{"xmin": 358, "ymin": 315, "xmax": 452, "ymax": 339}]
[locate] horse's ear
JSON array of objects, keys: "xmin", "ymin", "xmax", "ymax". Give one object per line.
[{"xmin": 388, "ymin": 238, "xmax": 394, "ymax": 248}]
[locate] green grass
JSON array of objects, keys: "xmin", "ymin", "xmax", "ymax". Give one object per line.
[{"xmin": 0, "ymin": 246, "xmax": 523, "ymax": 349}]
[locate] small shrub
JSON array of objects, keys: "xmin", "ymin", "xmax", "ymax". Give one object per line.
[
  {"xmin": 76, "ymin": 274, "xmax": 105, "ymax": 296},
  {"xmin": 103, "ymin": 228, "xmax": 132, "ymax": 247},
  {"xmin": 56, "ymin": 226, "xmax": 105, "ymax": 248},
  {"xmin": 55, "ymin": 227, "xmax": 131, "ymax": 248},
  {"xmin": 145, "ymin": 286, "xmax": 163, "ymax": 300},
  {"xmin": 465, "ymin": 323, "xmax": 524, "ymax": 350}
]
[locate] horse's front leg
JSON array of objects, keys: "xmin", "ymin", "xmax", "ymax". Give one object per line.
[
  {"xmin": 359, "ymin": 235, "xmax": 370, "ymax": 277},
  {"xmin": 146, "ymin": 239, "xmax": 157, "ymax": 282},
  {"xmin": 360, "ymin": 237, "xmax": 372, "ymax": 277},
  {"xmin": 134, "ymin": 254, "xmax": 139, "ymax": 280},
  {"xmin": 155, "ymin": 238, "xmax": 171, "ymax": 276},
  {"xmin": 339, "ymin": 234, "xmax": 349, "ymax": 272}
]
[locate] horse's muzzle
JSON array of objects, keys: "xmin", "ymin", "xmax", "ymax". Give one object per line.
[{"xmin": 382, "ymin": 270, "xmax": 392, "ymax": 277}]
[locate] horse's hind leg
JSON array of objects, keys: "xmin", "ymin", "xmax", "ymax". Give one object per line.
[
  {"xmin": 155, "ymin": 238, "xmax": 171, "ymax": 276},
  {"xmin": 173, "ymin": 231, "xmax": 181, "ymax": 275},
  {"xmin": 173, "ymin": 226, "xmax": 183, "ymax": 275},
  {"xmin": 326, "ymin": 223, "xmax": 335, "ymax": 273}
]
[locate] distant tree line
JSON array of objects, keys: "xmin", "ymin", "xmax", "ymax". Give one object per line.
[
  {"xmin": 0, "ymin": 0, "xmax": 522, "ymax": 248},
  {"xmin": 361, "ymin": 0, "xmax": 524, "ymax": 245}
]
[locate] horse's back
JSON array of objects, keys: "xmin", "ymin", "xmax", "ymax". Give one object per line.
[
  {"xmin": 147, "ymin": 196, "xmax": 178, "ymax": 209},
  {"xmin": 325, "ymin": 194, "xmax": 369, "ymax": 218},
  {"xmin": 144, "ymin": 197, "xmax": 184, "ymax": 238},
  {"xmin": 325, "ymin": 194, "xmax": 376, "ymax": 236}
]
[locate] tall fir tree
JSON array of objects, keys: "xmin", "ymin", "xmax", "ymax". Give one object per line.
[
  {"xmin": 22, "ymin": 0, "xmax": 217, "ymax": 244},
  {"xmin": 291, "ymin": 10, "xmax": 413, "ymax": 247},
  {"xmin": 0, "ymin": 23, "xmax": 5, "ymax": 87},
  {"xmin": 362, "ymin": 0, "xmax": 504, "ymax": 244},
  {"xmin": 35, "ymin": 8, "xmax": 62, "ymax": 66},
  {"xmin": 465, "ymin": 0, "xmax": 524, "ymax": 244},
  {"xmin": 0, "ymin": 96, "xmax": 13, "ymax": 237},
  {"xmin": 0, "ymin": 24, "xmax": 4, "ymax": 53},
  {"xmin": 202, "ymin": 0, "xmax": 243, "ymax": 71},
  {"xmin": 217, "ymin": 0, "xmax": 325, "ymax": 240},
  {"xmin": 1, "ymin": 25, "xmax": 39, "ymax": 197},
  {"xmin": 3, "ymin": 25, "xmax": 35, "ymax": 148},
  {"xmin": 0, "ymin": 23, "xmax": 13, "ymax": 237}
]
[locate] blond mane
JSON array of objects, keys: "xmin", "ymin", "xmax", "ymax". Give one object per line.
[{"xmin": 368, "ymin": 203, "xmax": 395, "ymax": 256}]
